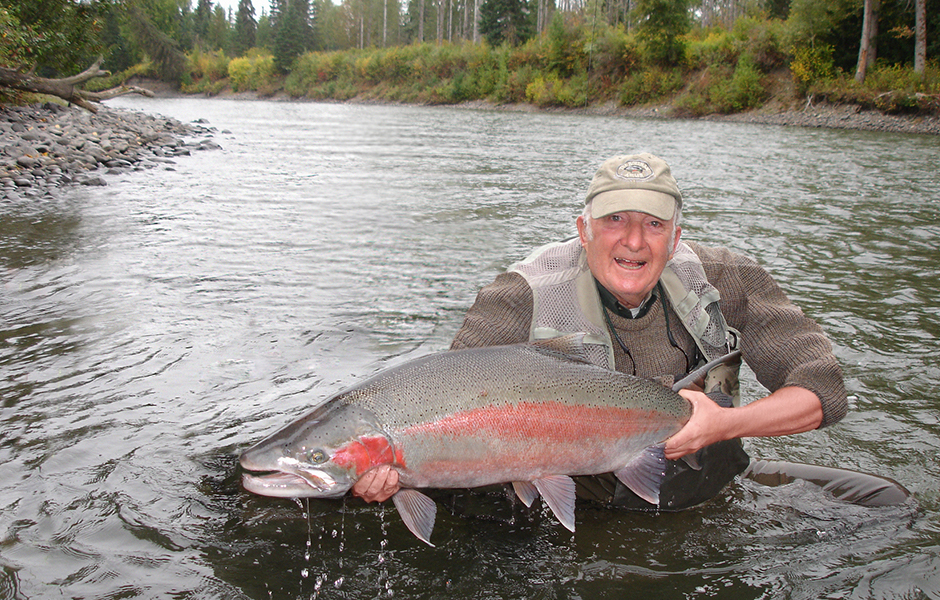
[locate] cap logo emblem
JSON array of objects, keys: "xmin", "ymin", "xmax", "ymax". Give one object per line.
[{"xmin": 616, "ymin": 160, "xmax": 654, "ymax": 181}]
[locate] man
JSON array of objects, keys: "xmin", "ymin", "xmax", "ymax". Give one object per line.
[{"xmin": 352, "ymin": 153, "xmax": 897, "ymax": 509}]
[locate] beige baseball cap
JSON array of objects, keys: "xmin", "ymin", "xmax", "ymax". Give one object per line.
[{"xmin": 584, "ymin": 153, "xmax": 682, "ymax": 221}]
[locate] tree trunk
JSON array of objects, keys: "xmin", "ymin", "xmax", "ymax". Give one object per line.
[
  {"xmin": 0, "ymin": 58, "xmax": 153, "ymax": 113},
  {"xmin": 419, "ymin": 0, "xmax": 425, "ymax": 42},
  {"xmin": 472, "ymin": 0, "xmax": 480, "ymax": 41},
  {"xmin": 855, "ymin": 0, "xmax": 879, "ymax": 83},
  {"xmin": 915, "ymin": 0, "xmax": 926, "ymax": 75}
]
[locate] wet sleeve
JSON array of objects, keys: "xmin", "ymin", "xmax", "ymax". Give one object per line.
[
  {"xmin": 694, "ymin": 244, "xmax": 848, "ymax": 428},
  {"xmin": 449, "ymin": 272, "xmax": 534, "ymax": 350}
]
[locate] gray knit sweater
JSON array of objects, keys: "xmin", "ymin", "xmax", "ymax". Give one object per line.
[{"xmin": 450, "ymin": 241, "xmax": 848, "ymax": 428}]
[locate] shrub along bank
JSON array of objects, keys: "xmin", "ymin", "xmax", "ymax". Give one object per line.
[{"xmin": 170, "ymin": 16, "xmax": 939, "ymax": 117}]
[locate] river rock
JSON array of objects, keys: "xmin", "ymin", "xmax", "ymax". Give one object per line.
[{"xmin": 0, "ymin": 102, "xmax": 220, "ymax": 202}]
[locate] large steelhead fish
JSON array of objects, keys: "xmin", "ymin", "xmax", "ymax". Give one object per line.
[{"xmin": 239, "ymin": 335, "xmax": 693, "ymax": 545}]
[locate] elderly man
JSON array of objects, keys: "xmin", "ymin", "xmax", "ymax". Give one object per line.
[{"xmin": 353, "ymin": 153, "xmax": 892, "ymax": 509}]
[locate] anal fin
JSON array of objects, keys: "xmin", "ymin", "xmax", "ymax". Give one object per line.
[{"xmin": 615, "ymin": 444, "xmax": 667, "ymax": 506}]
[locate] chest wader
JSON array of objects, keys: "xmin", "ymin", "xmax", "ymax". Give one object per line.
[{"xmin": 511, "ymin": 239, "xmax": 751, "ymax": 510}]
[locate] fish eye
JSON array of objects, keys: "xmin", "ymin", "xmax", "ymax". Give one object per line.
[{"xmin": 307, "ymin": 449, "xmax": 327, "ymax": 464}]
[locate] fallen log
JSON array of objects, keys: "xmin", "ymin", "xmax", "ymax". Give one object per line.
[{"xmin": 0, "ymin": 57, "xmax": 154, "ymax": 113}]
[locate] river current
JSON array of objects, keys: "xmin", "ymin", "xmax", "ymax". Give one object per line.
[{"xmin": 1, "ymin": 97, "xmax": 938, "ymax": 599}]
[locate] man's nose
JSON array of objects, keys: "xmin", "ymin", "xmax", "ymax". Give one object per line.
[{"xmin": 620, "ymin": 221, "xmax": 644, "ymax": 251}]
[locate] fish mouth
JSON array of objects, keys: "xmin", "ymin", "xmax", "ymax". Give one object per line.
[
  {"xmin": 240, "ymin": 454, "xmax": 345, "ymax": 499},
  {"xmin": 240, "ymin": 468, "xmax": 345, "ymax": 498}
]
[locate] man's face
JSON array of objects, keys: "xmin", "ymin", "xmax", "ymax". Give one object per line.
[{"xmin": 577, "ymin": 210, "xmax": 681, "ymax": 309}]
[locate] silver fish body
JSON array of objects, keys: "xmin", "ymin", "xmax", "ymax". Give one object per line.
[{"xmin": 240, "ymin": 336, "xmax": 692, "ymax": 544}]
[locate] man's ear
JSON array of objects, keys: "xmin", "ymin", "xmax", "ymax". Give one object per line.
[
  {"xmin": 576, "ymin": 215, "xmax": 589, "ymax": 246},
  {"xmin": 670, "ymin": 226, "xmax": 682, "ymax": 258}
]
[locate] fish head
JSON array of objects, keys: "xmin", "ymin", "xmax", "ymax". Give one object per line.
[{"xmin": 239, "ymin": 402, "xmax": 396, "ymax": 499}]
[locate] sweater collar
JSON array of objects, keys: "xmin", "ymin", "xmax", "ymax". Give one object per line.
[{"xmin": 595, "ymin": 279, "xmax": 658, "ymax": 319}]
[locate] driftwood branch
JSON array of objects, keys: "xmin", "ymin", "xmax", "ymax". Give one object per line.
[{"xmin": 0, "ymin": 57, "xmax": 154, "ymax": 113}]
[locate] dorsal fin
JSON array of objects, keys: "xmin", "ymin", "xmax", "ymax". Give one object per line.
[{"xmin": 530, "ymin": 333, "xmax": 592, "ymax": 364}]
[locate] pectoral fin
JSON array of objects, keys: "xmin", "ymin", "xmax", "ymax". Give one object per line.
[
  {"xmin": 392, "ymin": 489, "xmax": 438, "ymax": 547},
  {"xmin": 533, "ymin": 475, "xmax": 577, "ymax": 532},
  {"xmin": 512, "ymin": 481, "xmax": 539, "ymax": 507},
  {"xmin": 615, "ymin": 444, "xmax": 667, "ymax": 506}
]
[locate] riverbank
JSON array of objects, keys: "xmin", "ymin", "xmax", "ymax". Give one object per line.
[
  {"xmin": 441, "ymin": 98, "xmax": 940, "ymax": 136},
  {"xmin": 0, "ymin": 102, "xmax": 220, "ymax": 203},
  {"xmin": 142, "ymin": 75, "xmax": 940, "ymax": 136}
]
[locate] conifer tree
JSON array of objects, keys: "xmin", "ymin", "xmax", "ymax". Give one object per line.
[
  {"xmin": 193, "ymin": 0, "xmax": 213, "ymax": 46},
  {"xmin": 233, "ymin": 0, "xmax": 257, "ymax": 56},
  {"xmin": 478, "ymin": 0, "xmax": 533, "ymax": 46},
  {"xmin": 273, "ymin": 0, "xmax": 312, "ymax": 72}
]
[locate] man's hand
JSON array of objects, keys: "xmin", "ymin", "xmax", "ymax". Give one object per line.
[
  {"xmin": 664, "ymin": 389, "xmax": 727, "ymax": 460},
  {"xmin": 665, "ymin": 385, "xmax": 825, "ymax": 461},
  {"xmin": 351, "ymin": 464, "xmax": 400, "ymax": 503}
]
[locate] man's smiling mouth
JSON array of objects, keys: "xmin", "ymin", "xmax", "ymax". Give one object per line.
[{"xmin": 615, "ymin": 258, "xmax": 646, "ymax": 270}]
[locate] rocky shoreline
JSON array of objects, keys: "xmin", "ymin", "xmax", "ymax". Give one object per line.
[
  {"xmin": 0, "ymin": 102, "xmax": 221, "ymax": 203},
  {"xmin": 447, "ymin": 99, "xmax": 940, "ymax": 136}
]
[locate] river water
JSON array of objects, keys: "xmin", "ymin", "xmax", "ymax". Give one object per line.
[{"xmin": 1, "ymin": 97, "xmax": 938, "ymax": 599}]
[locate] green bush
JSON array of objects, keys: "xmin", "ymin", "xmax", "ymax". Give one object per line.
[
  {"xmin": 499, "ymin": 63, "xmax": 538, "ymax": 103},
  {"xmin": 188, "ymin": 49, "xmax": 230, "ymax": 82},
  {"xmin": 686, "ymin": 28, "xmax": 737, "ymax": 69},
  {"xmin": 727, "ymin": 53, "xmax": 768, "ymax": 110},
  {"xmin": 674, "ymin": 53, "xmax": 766, "ymax": 116},
  {"xmin": 790, "ymin": 44, "xmax": 835, "ymax": 93},
  {"xmin": 587, "ymin": 25, "xmax": 641, "ymax": 83},
  {"xmin": 228, "ymin": 51, "xmax": 277, "ymax": 92},
  {"xmin": 619, "ymin": 67, "xmax": 685, "ymax": 105},
  {"xmin": 732, "ymin": 16, "xmax": 786, "ymax": 71}
]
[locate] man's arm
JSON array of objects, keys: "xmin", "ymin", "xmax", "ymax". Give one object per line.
[{"xmin": 664, "ymin": 386, "xmax": 824, "ymax": 460}]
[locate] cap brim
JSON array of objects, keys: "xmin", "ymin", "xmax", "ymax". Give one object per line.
[{"xmin": 590, "ymin": 190, "xmax": 677, "ymax": 221}]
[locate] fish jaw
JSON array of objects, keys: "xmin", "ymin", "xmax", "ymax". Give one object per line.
[
  {"xmin": 241, "ymin": 453, "xmax": 351, "ymax": 498},
  {"xmin": 239, "ymin": 454, "xmax": 350, "ymax": 499}
]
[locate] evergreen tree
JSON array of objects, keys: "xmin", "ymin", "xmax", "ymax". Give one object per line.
[
  {"xmin": 194, "ymin": 0, "xmax": 213, "ymax": 46},
  {"xmin": 479, "ymin": 0, "xmax": 533, "ymax": 46},
  {"xmin": 233, "ymin": 0, "xmax": 257, "ymax": 55},
  {"xmin": 124, "ymin": 0, "xmax": 187, "ymax": 83},
  {"xmin": 632, "ymin": 0, "xmax": 691, "ymax": 66},
  {"xmin": 256, "ymin": 10, "xmax": 274, "ymax": 49},
  {"xmin": 273, "ymin": 0, "xmax": 312, "ymax": 72},
  {"xmin": 206, "ymin": 4, "xmax": 230, "ymax": 51}
]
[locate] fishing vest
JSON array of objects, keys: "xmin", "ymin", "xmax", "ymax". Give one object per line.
[{"xmin": 509, "ymin": 237, "xmax": 741, "ymax": 404}]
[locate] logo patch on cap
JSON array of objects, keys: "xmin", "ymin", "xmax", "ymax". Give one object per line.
[{"xmin": 616, "ymin": 159, "xmax": 654, "ymax": 181}]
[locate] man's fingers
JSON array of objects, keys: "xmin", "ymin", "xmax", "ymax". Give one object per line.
[{"xmin": 352, "ymin": 465, "xmax": 400, "ymax": 503}]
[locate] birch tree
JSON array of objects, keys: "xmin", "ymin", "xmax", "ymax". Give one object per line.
[{"xmin": 855, "ymin": 0, "xmax": 879, "ymax": 82}]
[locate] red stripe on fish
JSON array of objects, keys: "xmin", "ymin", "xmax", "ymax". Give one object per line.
[{"xmin": 401, "ymin": 401, "xmax": 671, "ymax": 442}]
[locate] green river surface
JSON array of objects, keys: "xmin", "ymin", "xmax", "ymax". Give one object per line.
[{"xmin": 1, "ymin": 97, "xmax": 938, "ymax": 599}]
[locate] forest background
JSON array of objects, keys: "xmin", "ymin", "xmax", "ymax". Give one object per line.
[{"xmin": 1, "ymin": 0, "xmax": 938, "ymax": 116}]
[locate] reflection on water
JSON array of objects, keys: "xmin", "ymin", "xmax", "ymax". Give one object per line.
[{"xmin": 1, "ymin": 97, "xmax": 938, "ymax": 599}]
